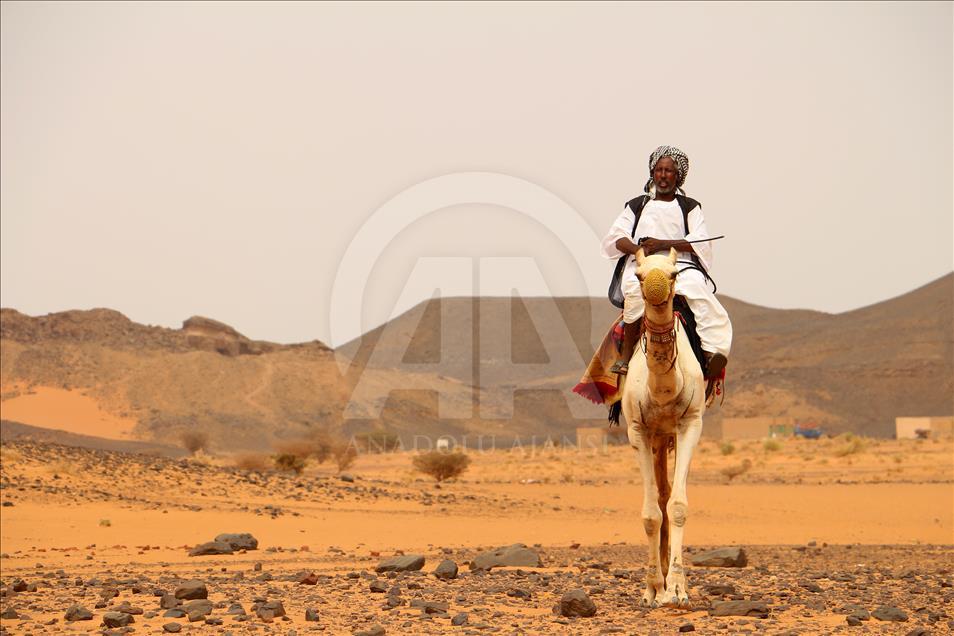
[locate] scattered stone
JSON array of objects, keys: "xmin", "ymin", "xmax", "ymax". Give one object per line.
[
  {"xmin": 560, "ymin": 589, "xmax": 597, "ymax": 618},
  {"xmin": 64, "ymin": 605, "xmax": 93, "ymax": 622},
  {"xmin": 354, "ymin": 625, "xmax": 385, "ymax": 636},
  {"xmin": 160, "ymin": 594, "xmax": 179, "ymax": 609},
  {"xmin": 256, "ymin": 600, "xmax": 286, "ymax": 619},
  {"xmin": 305, "ymin": 608, "xmax": 320, "ymax": 621},
  {"xmin": 102, "ymin": 611, "xmax": 134, "ymax": 627},
  {"xmin": 214, "ymin": 533, "xmax": 258, "ymax": 550},
  {"xmin": 708, "ymin": 600, "xmax": 769, "ymax": 618},
  {"xmin": 678, "ymin": 624, "xmax": 695, "ymax": 633},
  {"xmin": 470, "ymin": 544, "xmax": 543, "ymax": 571},
  {"xmin": 433, "ymin": 559, "xmax": 459, "ymax": 580},
  {"xmin": 846, "ymin": 616, "xmax": 862, "ymax": 626},
  {"xmin": 174, "ymin": 580, "xmax": 208, "ymax": 600},
  {"xmin": 690, "ymin": 547, "xmax": 748, "ymax": 568},
  {"xmin": 872, "ymin": 605, "xmax": 908, "ymax": 622},
  {"xmin": 297, "ymin": 571, "xmax": 319, "ymax": 585},
  {"xmin": 182, "ymin": 599, "xmax": 212, "ymax": 617},
  {"xmin": 0, "ymin": 608, "xmax": 18, "ymax": 619},
  {"xmin": 188, "ymin": 541, "xmax": 233, "ymax": 556},
  {"xmin": 226, "ymin": 603, "xmax": 246, "ymax": 615},
  {"xmin": 451, "ymin": 612, "xmax": 468, "ymax": 626},
  {"xmin": 369, "ymin": 579, "xmax": 388, "ymax": 593},
  {"xmin": 163, "ymin": 622, "xmax": 182, "ymax": 633},
  {"xmin": 375, "ymin": 554, "xmax": 425, "ymax": 573}
]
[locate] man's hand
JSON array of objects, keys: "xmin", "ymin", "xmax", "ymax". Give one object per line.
[{"xmin": 638, "ymin": 237, "xmax": 666, "ymax": 254}]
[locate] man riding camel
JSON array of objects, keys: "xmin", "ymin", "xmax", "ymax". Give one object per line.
[{"xmin": 600, "ymin": 145, "xmax": 731, "ymax": 400}]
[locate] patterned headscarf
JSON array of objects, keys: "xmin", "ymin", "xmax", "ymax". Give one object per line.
[{"xmin": 644, "ymin": 145, "xmax": 689, "ymax": 197}]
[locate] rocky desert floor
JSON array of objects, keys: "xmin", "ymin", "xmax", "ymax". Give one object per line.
[{"xmin": 0, "ymin": 435, "xmax": 952, "ymax": 635}]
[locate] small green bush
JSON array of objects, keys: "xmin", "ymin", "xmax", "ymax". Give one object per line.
[
  {"xmin": 720, "ymin": 442, "xmax": 735, "ymax": 456},
  {"xmin": 763, "ymin": 439, "xmax": 782, "ymax": 452}
]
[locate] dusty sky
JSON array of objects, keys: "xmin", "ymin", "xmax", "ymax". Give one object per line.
[{"xmin": 2, "ymin": 1, "xmax": 951, "ymax": 347}]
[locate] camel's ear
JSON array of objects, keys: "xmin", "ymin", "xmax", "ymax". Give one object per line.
[
  {"xmin": 669, "ymin": 247, "xmax": 678, "ymax": 264},
  {"xmin": 635, "ymin": 247, "xmax": 645, "ymax": 266}
]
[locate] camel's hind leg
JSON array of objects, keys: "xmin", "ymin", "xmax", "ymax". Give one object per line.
[{"xmin": 629, "ymin": 430, "xmax": 665, "ymax": 607}]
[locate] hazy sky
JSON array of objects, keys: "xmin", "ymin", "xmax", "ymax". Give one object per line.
[{"xmin": 2, "ymin": 1, "xmax": 951, "ymax": 347}]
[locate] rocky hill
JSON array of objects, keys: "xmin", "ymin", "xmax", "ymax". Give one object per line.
[{"xmin": 1, "ymin": 274, "xmax": 951, "ymax": 448}]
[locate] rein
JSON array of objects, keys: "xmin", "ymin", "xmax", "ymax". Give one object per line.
[{"xmin": 641, "ymin": 311, "xmax": 680, "ymax": 372}]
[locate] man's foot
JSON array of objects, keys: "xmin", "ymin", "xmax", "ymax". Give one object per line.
[{"xmin": 610, "ymin": 360, "xmax": 629, "ymax": 376}]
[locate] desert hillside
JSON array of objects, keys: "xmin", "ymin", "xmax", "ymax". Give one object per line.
[{"xmin": 1, "ymin": 274, "xmax": 951, "ymax": 449}]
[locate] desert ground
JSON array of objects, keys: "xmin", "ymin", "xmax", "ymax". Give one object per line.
[{"xmin": 1, "ymin": 432, "xmax": 952, "ymax": 635}]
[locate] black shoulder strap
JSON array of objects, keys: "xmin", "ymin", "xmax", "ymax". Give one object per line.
[
  {"xmin": 625, "ymin": 194, "xmax": 701, "ymax": 237},
  {"xmin": 624, "ymin": 195, "xmax": 649, "ymax": 237},
  {"xmin": 675, "ymin": 194, "xmax": 701, "ymax": 236}
]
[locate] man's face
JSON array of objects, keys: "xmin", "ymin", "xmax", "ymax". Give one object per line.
[{"xmin": 652, "ymin": 156, "xmax": 679, "ymax": 194}]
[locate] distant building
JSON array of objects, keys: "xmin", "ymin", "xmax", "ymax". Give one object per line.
[
  {"xmin": 721, "ymin": 417, "xmax": 795, "ymax": 440},
  {"xmin": 895, "ymin": 416, "xmax": 954, "ymax": 439}
]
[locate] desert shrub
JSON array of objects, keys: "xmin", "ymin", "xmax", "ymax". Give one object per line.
[
  {"xmin": 234, "ymin": 453, "xmax": 271, "ymax": 472},
  {"xmin": 763, "ymin": 439, "xmax": 782, "ymax": 452},
  {"xmin": 719, "ymin": 442, "xmax": 735, "ymax": 456},
  {"xmin": 274, "ymin": 453, "xmax": 307, "ymax": 475},
  {"xmin": 412, "ymin": 451, "xmax": 471, "ymax": 482},
  {"xmin": 560, "ymin": 472, "xmax": 575, "ymax": 484},
  {"xmin": 99, "ymin": 519, "xmax": 112, "ymax": 527},
  {"xmin": 180, "ymin": 431, "xmax": 210, "ymax": 455},
  {"xmin": 834, "ymin": 435, "xmax": 867, "ymax": 457},
  {"xmin": 308, "ymin": 430, "xmax": 335, "ymax": 464},
  {"xmin": 273, "ymin": 439, "xmax": 316, "ymax": 459},
  {"xmin": 353, "ymin": 430, "xmax": 401, "ymax": 453},
  {"xmin": 334, "ymin": 445, "xmax": 358, "ymax": 472}
]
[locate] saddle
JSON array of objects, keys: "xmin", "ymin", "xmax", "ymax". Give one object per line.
[{"xmin": 617, "ymin": 295, "xmax": 708, "ymax": 377}]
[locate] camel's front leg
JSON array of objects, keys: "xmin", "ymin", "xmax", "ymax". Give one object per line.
[
  {"xmin": 628, "ymin": 426, "xmax": 665, "ymax": 607},
  {"xmin": 657, "ymin": 416, "xmax": 702, "ymax": 609}
]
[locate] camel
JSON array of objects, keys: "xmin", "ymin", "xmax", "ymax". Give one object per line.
[{"xmin": 619, "ymin": 247, "xmax": 706, "ymax": 609}]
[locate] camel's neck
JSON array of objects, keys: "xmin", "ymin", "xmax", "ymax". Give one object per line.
[{"xmin": 644, "ymin": 301, "xmax": 679, "ymax": 403}]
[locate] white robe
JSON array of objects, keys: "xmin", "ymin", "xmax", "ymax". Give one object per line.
[{"xmin": 600, "ymin": 198, "xmax": 733, "ymax": 358}]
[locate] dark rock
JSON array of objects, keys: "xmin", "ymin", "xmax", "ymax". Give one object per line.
[
  {"xmin": 188, "ymin": 541, "xmax": 233, "ymax": 557},
  {"xmin": 690, "ymin": 547, "xmax": 748, "ymax": 568},
  {"xmin": 64, "ymin": 605, "xmax": 93, "ymax": 621},
  {"xmin": 226, "ymin": 603, "xmax": 246, "ymax": 615},
  {"xmin": 369, "ymin": 579, "xmax": 388, "ymax": 593},
  {"xmin": 182, "ymin": 599, "xmax": 212, "ymax": 617},
  {"xmin": 507, "ymin": 587, "xmax": 532, "ymax": 600},
  {"xmin": 560, "ymin": 589, "xmax": 597, "ymax": 618},
  {"xmin": 102, "ymin": 611, "xmax": 134, "ymax": 627},
  {"xmin": 257, "ymin": 600, "xmax": 286, "ymax": 619},
  {"xmin": 10, "ymin": 579, "xmax": 27, "ymax": 592},
  {"xmin": 847, "ymin": 616, "xmax": 862, "ymax": 626},
  {"xmin": 708, "ymin": 600, "xmax": 769, "ymax": 618},
  {"xmin": 410, "ymin": 599, "xmax": 449, "ymax": 614},
  {"xmin": 872, "ymin": 605, "xmax": 908, "ymax": 622},
  {"xmin": 433, "ymin": 559, "xmax": 459, "ymax": 580},
  {"xmin": 470, "ymin": 544, "xmax": 543, "ymax": 571},
  {"xmin": 163, "ymin": 622, "xmax": 182, "ymax": 633},
  {"xmin": 904, "ymin": 629, "xmax": 930, "ymax": 636},
  {"xmin": 354, "ymin": 625, "xmax": 385, "ymax": 636},
  {"xmin": 174, "ymin": 580, "xmax": 208, "ymax": 600},
  {"xmin": 214, "ymin": 533, "xmax": 258, "ymax": 550},
  {"xmin": 159, "ymin": 594, "xmax": 179, "ymax": 609},
  {"xmin": 297, "ymin": 572, "xmax": 319, "ymax": 585},
  {"xmin": 163, "ymin": 609, "xmax": 186, "ymax": 618},
  {"xmin": 0, "ymin": 608, "xmax": 18, "ymax": 619},
  {"xmin": 451, "ymin": 612, "xmax": 468, "ymax": 626},
  {"xmin": 679, "ymin": 624, "xmax": 695, "ymax": 633},
  {"xmin": 375, "ymin": 554, "xmax": 425, "ymax": 573},
  {"xmin": 704, "ymin": 583, "xmax": 737, "ymax": 596},
  {"xmin": 305, "ymin": 608, "xmax": 320, "ymax": 621}
]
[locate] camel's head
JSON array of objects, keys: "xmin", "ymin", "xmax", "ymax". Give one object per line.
[{"xmin": 634, "ymin": 247, "xmax": 679, "ymax": 306}]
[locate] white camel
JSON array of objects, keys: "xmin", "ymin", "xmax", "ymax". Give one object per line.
[{"xmin": 620, "ymin": 247, "xmax": 706, "ymax": 609}]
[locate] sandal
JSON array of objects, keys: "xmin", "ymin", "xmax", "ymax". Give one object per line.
[{"xmin": 610, "ymin": 360, "xmax": 629, "ymax": 376}]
